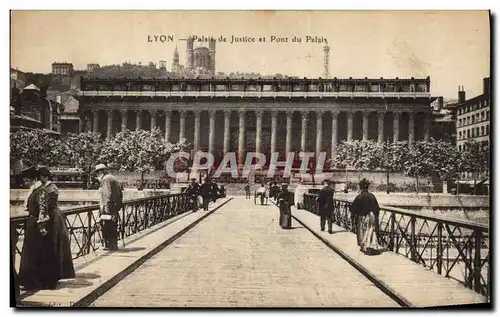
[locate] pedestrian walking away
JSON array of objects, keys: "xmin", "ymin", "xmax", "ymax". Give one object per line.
[
  {"xmin": 349, "ymin": 178, "xmax": 381, "ymax": 255},
  {"xmin": 94, "ymin": 164, "xmax": 123, "ymax": 251},
  {"xmin": 244, "ymin": 182, "xmax": 251, "ymax": 199},
  {"xmin": 200, "ymin": 178, "xmax": 212, "ymax": 211},
  {"xmin": 317, "ymin": 179, "xmax": 335, "ymax": 234},
  {"xmin": 276, "ymin": 184, "xmax": 292, "ymax": 229}
]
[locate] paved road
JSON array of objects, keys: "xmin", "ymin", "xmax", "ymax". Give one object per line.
[{"xmin": 92, "ymin": 197, "xmax": 399, "ymax": 307}]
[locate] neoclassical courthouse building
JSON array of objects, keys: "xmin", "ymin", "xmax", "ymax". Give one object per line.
[{"xmin": 75, "ymin": 77, "xmax": 436, "ymax": 165}]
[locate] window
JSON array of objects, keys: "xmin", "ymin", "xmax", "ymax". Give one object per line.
[
  {"xmin": 486, "ymin": 110, "xmax": 490, "ymax": 120},
  {"xmin": 458, "ymin": 145, "xmax": 462, "ymax": 152},
  {"xmin": 471, "ymin": 128, "xmax": 475, "ymax": 137},
  {"xmin": 476, "ymin": 127, "xmax": 480, "ymax": 136},
  {"xmin": 468, "ymin": 116, "xmax": 471, "ymax": 124},
  {"xmin": 481, "ymin": 126, "xmax": 485, "ymax": 135},
  {"xmin": 467, "ymin": 129, "xmax": 470, "ymax": 138},
  {"xmin": 476, "ymin": 113, "xmax": 480, "ymax": 121},
  {"xmin": 471, "ymin": 116, "xmax": 475, "ymax": 124},
  {"xmin": 459, "ymin": 131, "xmax": 463, "ymax": 139},
  {"xmin": 486, "ymin": 125, "xmax": 489, "ymax": 135}
]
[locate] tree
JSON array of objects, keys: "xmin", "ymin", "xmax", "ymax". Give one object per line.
[
  {"xmin": 60, "ymin": 132, "xmax": 104, "ymax": 189},
  {"xmin": 461, "ymin": 140, "xmax": 490, "ymax": 194},
  {"xmin": 99, "ymin": 128, "xmax": 188, "ymax": 189},
  {"xmin": 10, "ymin": 129, "xmax": 63, "ymax": 170},
  {"xmin": 403, "ymin": 139, "xmax": 461, "ymax": 194},
  {"xmin": 377, "ymin": 141, "xmax": 409, "ymax": 193},
  {"xmin": 329, "ymin": 140, "xmax": 380, "ymax": 190}
]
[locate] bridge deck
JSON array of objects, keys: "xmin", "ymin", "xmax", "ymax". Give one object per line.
[
  {"xmin": 17, "ymin": 197, "xmax": 486, "ymax": 308},
  {"xmin": 92, "ymin": 197, "xmax": 398, "ymax": 307}
]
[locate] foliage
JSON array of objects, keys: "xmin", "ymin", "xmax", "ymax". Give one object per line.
[
  {"xmin": 377, "ymin": 141, "xmax": 409, "ymax": 173},
  {"xmin": 99, "ymin": 128, "xmax": 188, "ymax": 173},
  {"xmin": 461, "ymin": 140, "xmax": 490, "ymax": 177},
  {"xmin": 403, "ymin": 139, "xmax": 462, "ymax": 182},
  {"xmin": 330, "ymin": 140, "xmax": 381, "ymax": 171},
  {"xmin": 10, "ymin": 129, "xmax": 63, "ymax": 169}
]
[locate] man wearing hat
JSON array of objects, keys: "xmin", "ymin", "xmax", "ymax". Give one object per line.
[
  {"xmin": 317, "ymin": 179, "xmax": 335, "ymax": 234},
  {"xmin": 94, "ymin": 164, "xmax": 123, "ymax": 251}
]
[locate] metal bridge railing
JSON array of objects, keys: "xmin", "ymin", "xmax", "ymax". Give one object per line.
[
  {"xmin": 302, "ymin": 193, "xmax": 490, "ymax": 298},
  {"xmin": 10, "ymin": 193, "xmax": 191, "ymax": 271}
]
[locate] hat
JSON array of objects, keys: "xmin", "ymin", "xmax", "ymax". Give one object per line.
[
  {"xmin": 281, "ymin": 184, "xmax": 288, "ymax": 189},
  {"xmin": 37, "ymin": 166, "xmax": 51, "ymax": 177},
  {"xmin": 16, "ymin": 166, "xmax": 37, "ymax": 178},
  {"xmin": 93, "ymin": 164, "xmax": 108, "ymax": 173},
  {"xmin": 359, "ymin": 178, "xmax": 370, "ymax": 188}
]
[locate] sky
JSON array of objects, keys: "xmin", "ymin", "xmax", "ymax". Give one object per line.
[{"xmin": 10, "ymin": 10, "xmax": 490, "ymax": 99}]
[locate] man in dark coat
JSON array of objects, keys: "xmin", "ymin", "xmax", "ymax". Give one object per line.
[
  {"xmin": 349, "ymin": 178, "xmax": 381, "ymax": 251},
  {"xmin": 200, "ymin": 178, "xmax": 212, "ymax": 211},
  {"xmin": 211, "ymin": 179, "xmax": 219, "ymax": 203},
  {"xmin": 276, "ymin": 184, "xmax": 292, "ymax": 229},
  {"xmin": 185, "ymin": 178, "xmax": 200, "ymax": 212},
  {"xmin": 95, "ymin": 164, "xmax": 123, "ymax": 251},
  {"xmin": 317, "ymin": 179, "xmax": 335, "ymax": 234}
]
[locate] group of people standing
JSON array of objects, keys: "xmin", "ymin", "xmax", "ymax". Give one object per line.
[
  {"xmin": 184, "ymin": 178, "xmax": 223, "ymax": 211},
  {"xmin": 14, "ymin": 163, "xmax": 123, "ymax": 293}
]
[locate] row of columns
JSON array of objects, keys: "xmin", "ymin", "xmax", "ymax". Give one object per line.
[{"xmin": 89, "ymin": 109, "xmax": 431, "ymax": 160}]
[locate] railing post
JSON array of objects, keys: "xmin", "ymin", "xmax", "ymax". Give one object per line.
[
  {"xmin": 410, "ymin": 216, "xmax": 417, "ymax": 262},
  {"xmin": 437, "ymin": 222, "xmax": 443, "ymax": 275},
  {"xmin": 389, "ymin": 212, "xmax": 395, "ymax": 251},
  {"xmin": 474, "ymin": 231, "xmax": 483, "ymax": 293},
  {"xmin": 86, "ymin": 210, "xmax": 92, "ymax": 255}
]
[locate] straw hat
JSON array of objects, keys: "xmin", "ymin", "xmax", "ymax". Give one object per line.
[{"xmin": 93, "ymin": 164, "xmax": 108, "ymax": 173}]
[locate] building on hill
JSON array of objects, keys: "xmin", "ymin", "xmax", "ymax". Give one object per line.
[
  {"xmin": 52, "ymin": 62, "xmax": 74, "ymax": 76},
  {"xmin": 87, "ymin": 63, "xmax": 100, "ymax": 73}
]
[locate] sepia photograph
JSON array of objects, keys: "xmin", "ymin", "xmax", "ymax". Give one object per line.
[{"xmin": 9, "ymin": 9, "xmax": 491, "ymax": 308}]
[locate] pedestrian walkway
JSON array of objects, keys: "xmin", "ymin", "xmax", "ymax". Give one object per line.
[
  {"xmin": 289, "ymin": 205, "xmax": 487, "ymax": 307},
  {"xmin": 18, "ymin": 198, "xmax": 232, "ymax": 307},
  {"xmin": 92, "ymin": 198, "xmax": 399, "ymax": 307},
  {"xmin": 17, "ymin": 196, "xmax": 487, "ymax": 308}
]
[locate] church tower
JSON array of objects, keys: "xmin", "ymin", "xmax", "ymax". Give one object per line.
[
  {"xmin": 172, "ymin": 46, "xmax": 180, "ymax": 73},
  {"xmin": 186, "ymin": 37, "xmax": 194, "ymax": 70},
  {"xmin": 209, "ymin": 39, "xmax": 216, "ymax": 75}
]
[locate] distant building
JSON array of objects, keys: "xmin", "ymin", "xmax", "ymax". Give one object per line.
[
  {"xmin": 52, "ymin": 62, "xmax": 74, "ymax": 76},
  {"xmin": 170, "ymin": 37, "xmax": 216, "ymax": 77},
  {"xmin": 453, "ymin": 77, "xmax": 490, "ymax": 152},
  {"xmin": 87, "ymin": 63, "xmax": 100, "ymax": 73},
  {"xmin": 430, "ymin": 97, "xmax": 456, "ymax": 143},
  {"xmin": 10, "ymin": 84, "xmax": 64, "ymax": 134}
]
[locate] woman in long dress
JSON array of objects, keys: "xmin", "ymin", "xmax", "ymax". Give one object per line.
[
  {"xmin": 277, "ymin": 184, "xmax": 292, "ymax": 229},
  {"xmin": 17, "ymin": 166, "xmax": 75, "ymax": 290},
  {"xmin": 349, "ymin": 178, "xmax": 380, "ymax": 254}
]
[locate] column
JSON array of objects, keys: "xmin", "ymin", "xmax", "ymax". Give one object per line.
[
  {"xmin": 316, "ymin": 111, "xmax": 323, "ymax": 156},
  {"xmin": 362, "ymin": 111, "xmax": 369, "ymax": 141},
  {"xmin": 208, "ymin": 110, "xmax": 216, "ymax": 154},
  {"xmin": 393, "ymin": 111, "xmax": 400, "ymax": 142},
  {"xmin": 193, "ymin": 110, "xmax": 201, "ymax": 152},
  {"xmin": 331, "ymin": 110, "xmax": 338, "ymax": 159},
  {"xmin": 270, "ymin": 111, "xmax": 278, "ymax": 155},
  {"xmin": 347, "ymin": 111, "xmax": 354, "ymax": 141},
  {"xmin": 424, "ymin": 112, "xmax": 431, "ymax": 141},
  {"xmin": 285, "ymin": 111, "xmax": 293, "ymax": 155},
  {"xmin": 377, "ymin": 112, "xmax": 384, "ymax": 143},
  {"xmin": 78, "ymin": 113, "xmax": 84, "ymax": 133},
  {"xmin": 106, "ymin": 110, "xmax": 113, "ymax": 139},
  {"xmin": 136, "ymin": 110, "xmax": 142, "ymax": 131},
  {"xmin": 238, "ymin": 110, "xmax": 245, "ymax": 164},
  {"xmin": 179, "ymin": 110, "xmax": 186, "ymax": 141},
  {"xmin": 223, "ymin": 110, "xmax": 231, "ymax": 154},
  {"xmin": 164, "ymin": 110, "xmax": 171, "ymax": 141},
  {"xmin": 92, "ymin": 110, "xmax": 99, "ymax": 133},
  {"xmin": 301, "ymin": 111, "xmax": 308, "ymax": 151},
  {"xmin": 120, "ymin": 109, "xmax": 127, "ymax": 132},
  {"xmin": 408, "ymin": 112, "xmax": 415, "ymax": 146},
  {"xmin": 255, "ymin": 110, "xmax": 263, "ymax": 154},
  {"xmin": 150, "ymin": 110, "xmax": 157, "ymax": 131},
  {"xmin": 84, "ymin": 113, "xmax": 91, "ymax": 133}
]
